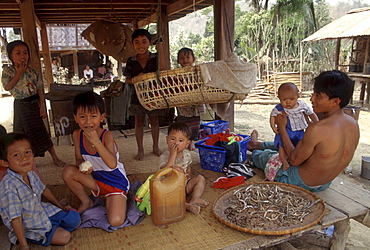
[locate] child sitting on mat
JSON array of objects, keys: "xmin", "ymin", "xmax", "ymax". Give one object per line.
[
  {"xmin": 159, "ymin": 122, "xmax": 208, "ymax": 214},
  {"xmin": 62, "ymin": 91, "xmax": 129, "ymax": 227},
  {"xmin": 175, "ymin": 48, "xmax": 206, "ymax": 147},
  {"xmin": 0, "ymin": 133, "xmax": 80, "ymax": 248},
  {"xmin": 270, "ymin": 82, "xmax": 319, "ymax": 171}
]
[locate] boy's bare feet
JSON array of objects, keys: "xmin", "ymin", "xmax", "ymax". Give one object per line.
[
  {"xmin": 78, "ymin": 198, "xmax": 93, "ymax": 214},
  {"xmin": 54, "ymin": 158, "xmax": 66, "ymax": 167},
  {"xmin": 189, "ymin": 198, "xmax": 209, "ymax": 208},
  {"xmin": 134, "ymin": 149, "xmax": 144, "ymax": 161},
  {"xmin": 152, "ymin": 147, "xmax": 162, "ymax": 157},
  {"xmin": 186, "ymin": 203, "xmax": 201, "ymax": 215}
]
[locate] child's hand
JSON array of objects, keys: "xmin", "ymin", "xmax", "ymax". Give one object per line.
[
  {"xmin": 272, "ymin": 126, "xmax": 279, "ymax": 134},
  {"xmin": 80, "ymin": 166, "xmax": 93, "ymax": 175},
  {"xmin": 169, "ymin": 143, "xmax": 179, "ymax": 155},
  {"xmin": 83, "ymin": 128, "xmax": 100, "ymax": 145},
  {"xmin": 14, "ymin": 60, "xmax": 27, "ymax": 75}
]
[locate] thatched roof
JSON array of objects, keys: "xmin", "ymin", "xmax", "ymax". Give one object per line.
[{"xmin": 302, "ymin": 7, "xmax": 370, "ymax": 42}]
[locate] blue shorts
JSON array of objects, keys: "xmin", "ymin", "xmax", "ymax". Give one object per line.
[
  {"xmin": 251, "ymin": 142, "xmax": 331, "ymax": 192},
  {"xmin": 29, "ymin": 209, "xmax": 80, "ymax": 246}
]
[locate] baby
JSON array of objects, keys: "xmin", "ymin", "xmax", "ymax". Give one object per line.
[{"xmin": 270, "ymin": 82, "xmax": 319, "ymax": 170}]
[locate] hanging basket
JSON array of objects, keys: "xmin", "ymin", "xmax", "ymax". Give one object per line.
[{"xmin": 132, "ymin": 65, "xmax": 246, "ymax": 111}]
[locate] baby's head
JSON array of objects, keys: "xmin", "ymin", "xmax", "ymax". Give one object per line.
[
  {"xmin": 277, "ymin": 82, "xmax": 299, "ymax": 109},
  {"xmin": 166, "ymin": 122, "xmax": 191, "ymax": 152},
  {"xmin": 0, "ymin": 133, "xmax": 34, "ymax": 173},
  {"xmin": 177, "ymin": 48, "xmax": 195, "ymax": 67}
]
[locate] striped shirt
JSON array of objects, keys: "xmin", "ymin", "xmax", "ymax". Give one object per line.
[
  {"xmin": 270, "ymin": 100, "xmax": 314, "ymax": 131},
  {"xmin": 123, "ymin": 52, "xmax": 157, "ymax": 104},
  {"xmin": 0, "ymin": 170, "xmax": 61, "ymax": 244},
  {"xmin": 79, "ymin": 129, "xmax": 129, "ymax": 192}
]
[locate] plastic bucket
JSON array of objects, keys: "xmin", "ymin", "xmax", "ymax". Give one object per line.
[{"xmin": 361, "ymin": 156, "xmax": 370, "ymax": 180}]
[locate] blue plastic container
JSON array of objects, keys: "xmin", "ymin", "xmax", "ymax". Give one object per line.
[
  {"xmin": 195, "ymin": 134, "xmax": 251, "ymax": 173},
  {"xmin": 201, "ymin": 120, "xmax": 229, "ymax": 135}
]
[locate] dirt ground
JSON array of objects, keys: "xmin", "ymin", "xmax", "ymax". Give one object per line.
[{"xmin": 233, "ymin": 97, "xmax": 370, "ymax": 250}]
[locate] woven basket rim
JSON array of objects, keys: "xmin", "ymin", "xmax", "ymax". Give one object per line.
[
  {"xmin": 132, "ymin": 65, "xmax": 199, "ymax": 83},
  {"xmin": 212, "ymin": 181, "xmax": 326, "ymax": 235}
]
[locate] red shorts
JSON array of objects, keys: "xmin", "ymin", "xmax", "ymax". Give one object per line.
[{"xmin": 92, "ymin": 180, "xmax": 127, "ymax": 198}]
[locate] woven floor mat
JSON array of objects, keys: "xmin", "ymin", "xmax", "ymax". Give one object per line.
[{"xmin": 21, "ymin": 167, "xmax": 265, "ymax": 250}]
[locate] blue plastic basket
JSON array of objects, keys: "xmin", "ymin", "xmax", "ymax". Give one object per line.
[
  {"xmin": 201, "ymin": 120, "xmax": 229, "ymax": 135},
  {"xmin": 195, "ymin": 134, "xmax": 251, "ymax": 173}
]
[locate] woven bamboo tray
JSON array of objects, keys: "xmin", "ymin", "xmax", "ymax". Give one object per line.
[
  {"xmin": 212, "ymin": 182, "xmax": 326, "ymax": 235},
  {"xmin": 132, "ymin": 65, "xmax": 246, "ymax": 111}
]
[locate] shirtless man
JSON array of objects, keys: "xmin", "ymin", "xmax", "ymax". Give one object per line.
[{"xmin": 248, "ymin": 70, "xmax": 359, "ymax": 192}]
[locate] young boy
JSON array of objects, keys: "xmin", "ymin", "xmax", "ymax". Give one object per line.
[
  {"xmin": 0, "ymin": 133, "xmax": 80, "ymax": 248},
  {"xmin": 0, "ymin": 124, "xmax": 41, "ymax": 181},
  {"xmin": 159, "ymin": 122, "xmax": 208, "ymax": 214},
  {"xmin": 124, "ymin": 28, "xmax": 166, "ymax": 161},
  {"xmin": 62, "ymin": 91, "xmax": 129, "ymax": 227},
  {"xmin": 269, "ymin": 82, "xmax": 318, "ymax": 171}
]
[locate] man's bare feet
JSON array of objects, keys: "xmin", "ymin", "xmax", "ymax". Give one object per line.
[
  {"xmin": 134, "ymin": 150, "xmax": 144, "ymax": 161},
  {"xmin": 78, "ymin": 198, "xmax": 93, "ymax": 214},
  {"xmin": 248, "ymin": 130, "xmax": 261, "ymax": 150},
  {"xmin": 53, "ymin": 158, "xmax": 66, "ymax": 167},
  {"xmin": 152, "ymin": 147, "xmax": 162, "ymax": 157},
  {"xmin": 186, "ymin": 203, "xmax": 201, "ymax": 215},
  {"xmin": 189, "ymin": 198, "xmax": 209, "ymax": 208}
]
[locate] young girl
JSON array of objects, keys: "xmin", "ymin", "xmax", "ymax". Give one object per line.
[
  {"xmin": 159, "ymin": 122, "xmax": 208, "ymax": 214},
  {"xmin": 62, "ymin": 91, "xmax": 129, "ymax": 227},
  {"xmin": 176, "ymin": 48, "xmax": 206, "ymax": 144},
  {"xmin": 270, "ymin": 82, "xmax": 319, "ymax": 171},
  {"xmin": 1, "ymin": 40, "xmax": 65, "ymax": 167}
]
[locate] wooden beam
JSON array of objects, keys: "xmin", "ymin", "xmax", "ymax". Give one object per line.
[
  {"xmin": 214, "ymin": 0, "xmax": 235, "ymax": 130},
  {"xmin": 40, "ymin": 22, "xmax": 53, "ymax": 90},
  {"xmin": 73, "ymin": 51, "xmax": 79, "ymax": 78},
  {"xmin": 166, "ymin": 0, "xmax": 210, "ymax": 16},
  {"xmin": 362, "ymin": 36, "xmax": 370, "ymax": 73},
  {"xmin": 138, "ymin": 12, "xmax": 158, "ymax": 28},
  {"xmin": 159, "ymin": 5, "xmax": 171, "ymax": 70},
  {"xmin": 334, "ymin": 38, "xmax": 341, "ymax": 70}
]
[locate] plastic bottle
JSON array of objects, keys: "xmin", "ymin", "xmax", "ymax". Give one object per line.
[{"xmin": 150, "ymin": 167, "xmax": 186, "ymax": 226}]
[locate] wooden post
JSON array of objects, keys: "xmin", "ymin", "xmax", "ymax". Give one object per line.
[
  {"xmin": 159, "ymin": 5, "xmax": 170, "ymax": 70},
  {"xmin": 18, "ymin": 0, "xmax": 42, "ymax": 76},
  {"xmin": 40, "ymin": 22, "xmax": 53, "ymax": 90},
  {"xmin": 362, "ymin": 36, "xmax": 370, "ymax": 73},
  {"xmin": 330, "ymin": 219, "xmax": 350, "ymax": 250},
  {"xmin": 334, "ymin": 38, "xmax": 341, "ymax": 70},
  {"xmin": 73, "ymin": 51, "xmax": 79, "ymax": 78},
  {"xmin": 214, "ymin": 0, "xmax": 235, "ymax": 130}
]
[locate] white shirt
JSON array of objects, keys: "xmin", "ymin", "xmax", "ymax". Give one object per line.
[
  {"xmin": 270, "ymin": 100, "xmax": 314, "ymax": 131},
  {"xmin": 84, "ymin": 69, "xmax": 93, "ymax": 78}
]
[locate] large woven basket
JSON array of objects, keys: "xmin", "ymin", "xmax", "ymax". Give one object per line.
[{"xmin": 132, "ymin": 65, "xmax": 246, "ymax": 111}]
